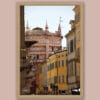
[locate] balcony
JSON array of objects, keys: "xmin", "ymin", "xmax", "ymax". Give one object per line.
[{"xmin": 25, "ymin": 40, "xmax": 37, "ymax": 48}]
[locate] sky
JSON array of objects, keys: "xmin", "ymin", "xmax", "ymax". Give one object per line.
[{"xmin": 24, "ymin": 6, "xmax": 75, "ymax": 47}]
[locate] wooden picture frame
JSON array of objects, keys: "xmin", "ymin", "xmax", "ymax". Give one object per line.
[{"xmin": 16, "ymin": 1, "xmax": 83, "ymax": 99}]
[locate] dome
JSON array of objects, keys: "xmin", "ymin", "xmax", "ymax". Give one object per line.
[
  {"xmin": 32, "ymin": 27, "xmax": 43, "ymax": 31},
  {"xmin": 31, "ymin": 27, "xmax": 44, "ymax": 34}
]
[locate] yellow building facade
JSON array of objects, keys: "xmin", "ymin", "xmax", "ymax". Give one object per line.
[{"xmin": 46, "ymin": 49, "xmax": 68, "ymax": 94}]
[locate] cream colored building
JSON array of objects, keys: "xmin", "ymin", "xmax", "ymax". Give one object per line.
[
  {"xmin": 65, "ymin": 5, "xmax": 81, "ymax": 94},
  {"xmin": 65, "ymin": 20, "xmax": 77, "ymax": 92}
]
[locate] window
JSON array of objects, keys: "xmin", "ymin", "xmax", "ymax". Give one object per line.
[
  {"xmin": 70, "ymin": 63, "xmax": 73, "ymax": 75},
  {"xmin": 62, "ymin": 60, "xmax": 64, "ymax": 66},
  {"xmin": 62, "ymin": 75, "xmax": 64, "ymax": 83},
  {"xmin": 52, "ymin": 63, "xmax": 54, "ymax": 69},
  {"xmin": 55, "ymin": 61, "xmax": 57, "ymax": 68},
  {"xmin": 68, "ymin": 63, "xmax": 72, "ymax": 76},
  {"xmin": 52, "ymin": 47, "xmax": 54, "ymax": 51},
  {"xmin": 54, "ymin": 76, "xmax": 58, "ymax": 83},
  {"xmin": 59, "ymin": 76, "xmax": 60, "ymax": 83},
  {"xmin": 66, "ymin": 75, "xmax": 67, "ymax": 83},
  {"xmin": 68, "ymin": 62, "xmax": 76, "ymax": 76},
  {"xmin": 68, "ymin": 41, "xmax": 70, "ymax": 53},
  {"xmin": 55, "ymin": 61, "xmax": 58, "ymax": 68},
  {"xmin": 59, "ymin": 61, "xmax": 60, "ymax": 67},
  {"xmin": 37, "ymin": 54, "xmax": 39, "ymax": 59},
  {"xmin": 74, "ymin": 37, "xmax": 76, "ymax": 49},
  {"xmin": 50, "ymin": 63, "xmax": 54, "ymax": 70},
  {"xmin": 72, "ymin": 62, "xmax": 76, "ymax": 75},
  {"xmin": 66, "ymin": 59, "xmax": 68, "ymax": 66},
  {"xmin": 70, "ymin": 40, "xmax": 74, "ymax": 52}
]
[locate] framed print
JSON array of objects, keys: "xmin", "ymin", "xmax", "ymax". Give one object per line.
[{"xmin": 16, "ymin": 1, "xmax": 83, "ymax": 99}]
